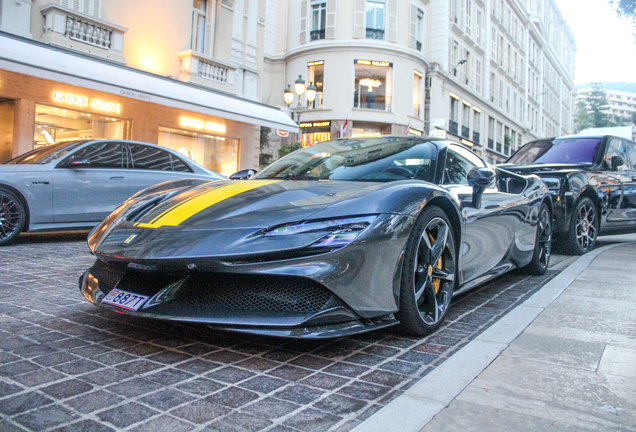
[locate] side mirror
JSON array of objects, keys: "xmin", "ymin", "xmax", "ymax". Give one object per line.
[
  {"xmin": 64, "ymin": 158, "xmax": 91, "ymax": 168},
  {"xmin": 229, "ymin": 169, "xmax": 257, "ymax": 180},
  {"xmin": 467, "ymin": 167, "xmax": 496, "ymax": 209},
  {"xmin": 611, "ymin": 155, "xmax": 624, "ymax": 171}
]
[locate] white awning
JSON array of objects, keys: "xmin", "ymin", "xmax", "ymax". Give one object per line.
[{"xmin": 0, "ymin": 34, "xmax": 299, "ymax": 132}]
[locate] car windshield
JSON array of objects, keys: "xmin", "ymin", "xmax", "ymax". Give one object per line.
[
  {"xmin": 507, "ymin": 137, "xmax": 602, "ymax": 165},
  {"xmin": 254, "ymin": 137, "xmax": 438, "ymax": 183},
  {"xmin": 4, "ymin": 141, "xmax": 88, "ymax": 165}
]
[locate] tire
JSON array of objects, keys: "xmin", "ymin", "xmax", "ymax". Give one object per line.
[
  {"xmin": 0, "ymin": 188, "xmax": 26, "ymax": 246},
  {"xmin": 563, "ymin": 197, "xmax": 598, "ymax": 255},
  {"xmin": 523, "ymin": 203, "xmax": 552, "ymax": 275},
  {"xmin": 396, "ymin": 205, "xmax": 457, "ymax": 336}
]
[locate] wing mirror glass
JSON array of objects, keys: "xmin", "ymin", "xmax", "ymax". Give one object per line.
[
  {"xmin": 611, "ymin": 155, "xmax": 624, "ymax": 171},
  {"xmin": 467, "ymin": 167, "xmax": 496, "ymax": 209},
  {"xmin": 229, "ymin": 169, "xmax": 257, "ymax": 180}
]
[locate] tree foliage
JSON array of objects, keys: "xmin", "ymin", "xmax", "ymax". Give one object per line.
[
  {"xmin": 574, "ymin": 100, "xmax": 593, "ymax": 133},
  {"xmin": 278, "ymin": 141, "xmax": 301, "ymax": 158},
  {"xmin": 259, "ymin": 127, "xmax": 273, "ymax": 169},
  {"xmin": 611, "ymin": 0, "xmax": 636, "ymax": 30},
  {"xmin": 587, "ymin": 82, "xmax": 610, "ymax": 128}
]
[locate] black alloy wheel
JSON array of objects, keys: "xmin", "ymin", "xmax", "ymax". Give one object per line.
[
  {"xmin": 0, "ymin": 188, "xmax": 26, "ymax": 246},
  {"xmin": 397, "ymin": 205, "xmax": 457, "ymax": 336},
  {"xmin": 564, "ymin": 197, "xmax": 598, "ymax": 255},
  {"xmin": 523, "ymin": 203, "xmax": 552, "ymax": 275}
]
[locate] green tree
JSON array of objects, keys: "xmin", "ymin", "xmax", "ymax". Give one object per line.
[
  {"xmin": 574, "ymin": 100, "xmax": 592, "ymax": 133},
  {"xmin": 278, "ymin": 141, "xmax": 301, "ymax": 158},
  {"xmin": 611, "ymin": 0, "xmax": 636, "ymax": 32},
  {"xmin": 587, "ymin": 82, "xmax": 610, "ymax": 128},
  {"xmin": 259, "ymin": 126, "xmax": 273, "ymax": 169}
]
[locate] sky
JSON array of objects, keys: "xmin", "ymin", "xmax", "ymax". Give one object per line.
[{"xmin": 553, "ymin": 0, "xmax": 636, "ymax": 85}]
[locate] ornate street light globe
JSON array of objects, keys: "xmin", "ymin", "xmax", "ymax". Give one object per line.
[
  {"xmin": 306, "ymin": 82, "xmax": 317, "ymax": 103},
  {"xmin": 294, "ymin": 75, "xmax": 306, "ymax": 96},
  {"xmin": 284, "ymin": 85, "xmax": 294, "ymax": 105}
]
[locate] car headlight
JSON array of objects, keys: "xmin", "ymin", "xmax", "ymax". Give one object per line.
[
  {"xmin": 541, "ymin": 177, "xmax": 561, "ymax": 196},
  {"xmin": 264, "ymin": 215, "xmax": 377, "ymax": 248}
]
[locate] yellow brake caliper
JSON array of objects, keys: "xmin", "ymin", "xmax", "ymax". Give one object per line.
[{"xmin": 428, "ymin": 232, "xmax": 443, "ymax": 294}]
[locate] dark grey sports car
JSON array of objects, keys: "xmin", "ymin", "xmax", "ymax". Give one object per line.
[{"xmin": 80, "ymin": 136, "xmax": 552, "ymax": 338}]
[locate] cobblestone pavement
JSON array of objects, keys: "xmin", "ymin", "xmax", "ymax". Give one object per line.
[{"xmin": 0, "ymin": 233, "xmax": 562, "ymax": 432}]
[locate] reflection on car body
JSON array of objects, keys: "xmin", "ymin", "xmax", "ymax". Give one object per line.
[{"xmin": 79, "ymin": 136, "xmax": 552, "ymax": 339}]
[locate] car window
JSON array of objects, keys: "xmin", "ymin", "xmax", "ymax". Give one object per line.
[
  {"xmin": 170, "ymin": 154, "xmax": 193, "ymax": 172},
  {"xmin": 69, "ymin": 142, "xmax": 124, "ymax": 168},
  {"xmin": 621, "ymin": 140, "xmax": 636, "ymax": 170},
  {"xmin": 443, "ymin": 145, "xmax": 485, "ymax": 185},
  {"xmin": 6, "ymin": 141, "xmax": 87, "ymax": 165},
  {"xmin": 129, "ymin": 144, "xmax": 173, "ymax": 171},
  {"xmin": 605, "ymin": 138, "xmax": 629, "ymax": 171}
]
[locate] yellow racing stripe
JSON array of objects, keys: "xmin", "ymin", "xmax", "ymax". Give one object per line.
[{"xmin": 134, "ymin": 180, "xmax": 280, "ymax": 229}]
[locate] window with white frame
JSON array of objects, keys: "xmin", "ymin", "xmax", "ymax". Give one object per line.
[
  {"xmin": 513, "ymin": 91, "xmax": 517, "ymax": 118},
  {"xmin": 353, "ymin": 59, "xmax": 392, "ymax": 111},
  {"xmin": 451, "ymin": 39, "xmax": 459, "ymax": 75},
  {"xmin": 60, "ymin": 0, "xmax": 101, "ymax": 17},
  {"xmin": 311, "ymin": 0, "xmax": 327, "ymax": 40},
  {"xmin": 491, "ymin": 26, "xmax": 497, "ymax": 58},
  {"xmin": 308, "ymin": 61, "xmax": 325, "ymax": 109},
  {"xmin": 498, "ymin": 78, "xmax": 504, "ymax": 109},
  {"xmin": 366, "ymin": 0, "xmax": 385, "ymax": 39},
  {"xmin": 490, "ymin": 72, "xmax": 496, "ymax": 103},
  {"xmin": 473, "ymin": 110, "xmax": 480, "ymax": 134},
  {"xmin": 465, "ymin": 0, "xmax": 472, "ymax": 37},
  {"xmin": 476, "ymin": 9, "xmax": 482, "ymax": 46},
  {"xmin": 506, "ymin": 85, "xmax": 511, "ymax": 113},
  {"xmin": 416, "ymin": 9, "xmax": 424, "ymax": 51},
  {"xmin": 413, "ymin": 70, "xmax": 423, "ymax": 117},
  {"xmin": 191, "ymin": 0, "xmax": 207, "ymax": 53},
  {"xmin": 462, "ymin": 103, "xmax": 471, "ymax": 132},
  {"xmin": 475, "ymin": 59, "xmax": 482, "ymax": 94}
]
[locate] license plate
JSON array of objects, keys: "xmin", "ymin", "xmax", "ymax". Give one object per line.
[{"xmin": 102, "ymin": 289, "xmax": 148, "ymax": 311}]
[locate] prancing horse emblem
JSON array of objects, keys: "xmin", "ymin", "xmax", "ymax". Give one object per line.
[{"xmin": 123, "ymin": 234, "xmax": 138, "ymax": 245}]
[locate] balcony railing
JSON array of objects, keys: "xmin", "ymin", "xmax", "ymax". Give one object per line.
[
  {"xmin": 473, "ymin": 131, "xmax": 480, "ymax": 144},
  {"xmin": 366, "ymin": 28, "xmax": 384, "ymax": 39},
  {"xmin": 354, "ymin": 101, "xmax": 391, "ymax": 111},
  {"xmin": 310, "ymin": 29, "xmax": 325, "ymax": 40},
  {"xmin": 496, "ymin": 141, "xmax": 502, "ymax": 153},
  {"xmin": 449, "ymin": 120, "xmax": 458, "ymax": 135},
  {"xmin": 461, "ymin": 125, "xmax": 470, "ymax": 138},
  {"xmin": 179, "ymin": 50, "xmax": 236, "ymax": 89},
  {"xmin": 40, "ymin": 3, "xmax": 127, "ymax": 63}
]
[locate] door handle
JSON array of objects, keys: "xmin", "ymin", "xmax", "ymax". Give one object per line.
[{"xmin": 110, "ymin": 176, "xmax": 124, "ymax": 180}]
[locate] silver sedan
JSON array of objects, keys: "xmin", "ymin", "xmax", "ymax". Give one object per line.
[{"xmin": 0, "ymin": 140, "xmax": 225, "ymax": 245}]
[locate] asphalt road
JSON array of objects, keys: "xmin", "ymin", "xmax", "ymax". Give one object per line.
[{"xmin": 0, "ymin": 232, "xmax": 571, "ymax": 432}]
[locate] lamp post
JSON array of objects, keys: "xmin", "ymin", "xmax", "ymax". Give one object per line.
[{"xmin": 284, "ymin": 75, "xmax": 317, "ymax": 143}]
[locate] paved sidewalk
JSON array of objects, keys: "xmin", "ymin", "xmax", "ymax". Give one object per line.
[{"xmin": 355, "ymin": 242, "xmax": 636, "ymax": 431}]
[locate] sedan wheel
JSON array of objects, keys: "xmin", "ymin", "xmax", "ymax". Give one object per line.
[
  {"xmin": 523, "ymin": 203, "xmax": 552, "ymax": 275},
  {"xmin": 564, "ymin": 197, "xmax": 598, "ymax": 255},
  {"xmin": 397, "ymin": 206, "xmax": 456, "ymax": 336},
  {"xmin": 0, "ymin": 188, "xmax": 26, "ymax": 246}
]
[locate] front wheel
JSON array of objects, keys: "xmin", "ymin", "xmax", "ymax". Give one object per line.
[
  {"xmin": 396, "ymin": 205, "xmax": 457, "ymax": 336},
  {"xmin": 0, "ymin": 188, "xmax": 26, "ymax": 246},
  {"xmin": 563, "ymin": 197, "xmax": 598, "ymax": 255},
  {"xmin": 523, "ymin": 203, "xmax": 552, "ymax": 275}
]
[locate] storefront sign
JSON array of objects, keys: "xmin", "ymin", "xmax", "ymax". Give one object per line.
[
  {"xmin": 428, "ymin": 130, "xmax": 447, "ymax": 139},
  {"xmin": 299, "ymin": 121, "xmax": 331, "ymax": 128},
  {"xmin": 461, "ymin": 139, "xmax": 474, "ymax": 146},
  {"xmin": 276, "ymin": 129, "xmax": 290, "ymax": 137},
  {"xmin": 355, "ymin": 59, "xmax": 392, "ymax": 67},
  {"xmin": 408, "ymin": 128, "xmax": 423, "ymax": 136},
  {"xmin": 430, "ymin": 118, "xmax": 446, "ymax": 128},
  {"xmin": 52, "ymin": 91, "xmax": 121, "ymax": 113},
  {"xmin": 307, "ymin": 61, "xmax": 324, "ymax": 66},
  {"xmin": 180, "ymin": 117, "xmax": 226, "ymax": 133}
]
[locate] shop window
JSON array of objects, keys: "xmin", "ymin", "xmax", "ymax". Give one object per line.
[
  {"xmin": 308, "ymin": 61, "xmax": 325, "ymax": 109},
  {"xmin": 0, "ymin": 100, "xmax": 14, "ymax": 163},
  {"xmin": 34, "ymin": 105, "xmax": 131, "ymax": 149},
  {"xmin": 192, "ymin": 0, "xmax": 207, "ymax": 53},
  {"xmin": 311, "ymin": 0, "xmax": 326, "ymax": 40},
  {"xmin": 353, "ymin": 60, "xmax": 392, "ymax": 111},
  {"xmin": 302, "ymin": 132, "xmax": 331, "ymax": 147},
  {"xmin": 366, "ymin": 0, "xmax": 385, "ymax": 39},
  {"xmin": 413, "ymin": 71, "xmax": 422, "ymax": 118},
  {"xmin": 158, "ymin": 126, "xmax": 239, "ymax": 176}
]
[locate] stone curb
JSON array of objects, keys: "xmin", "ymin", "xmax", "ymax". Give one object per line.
[{"xmin": 351, "ymin": 243, "xmax": 625, "ymax": 432}]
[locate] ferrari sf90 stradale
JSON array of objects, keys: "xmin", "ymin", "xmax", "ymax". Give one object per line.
[{"xmin": 80, "ymin": 136, "xmax": 552, "ymax": 338}]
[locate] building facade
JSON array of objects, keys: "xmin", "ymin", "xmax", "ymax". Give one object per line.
[
  {"xmin": 0, "ymin": 0, "xmax": 297, "ymax": 172},
  {"xmin": 262, "ymin": 0, "xmax": 576, "ymax": 164},
  {"xmin": 576, "ymin": 85, "xmax": 636, "ymax": 124}
]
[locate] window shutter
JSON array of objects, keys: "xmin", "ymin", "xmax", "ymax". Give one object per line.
[
  {"xmin": 60, "ymin": 0, "xmax": 69, "ymax": 8},
  {"xmin": 72, "ymin": 0, "xmax": 80, "ymax": 11},
  {"xmin": 299, "ymin": 0, "xmax": 308, "ymax": 44},
  {"xmin": 82, "ymin": 0, "xmax": 90, "ymax": 15},
  {"xmin": 353, "ymin": 0, "xmax": 365, "ymax": 39},
  {"xmin": 326, "ymin": 0, "xmax": 337, "ymax": 39},
  {"xmin": 92, "ymin": 0, "xmax": 101, "ymax": 18},
  {"xmin": 387, "ymin": 0, "xmax": 397, "ymax": 42},
  {"xmin": 409, "ymin": 5, "xmax": 417, "ymax": 49},
  {"xmin": 459, "ymin": 0, "xmax": 465, "ymax": 31}
]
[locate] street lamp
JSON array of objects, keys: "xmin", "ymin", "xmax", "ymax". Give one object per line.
[
  {"xmin": 284, "ymin": 75, "xmax": 317, "ymax": 140},
  {"xmin": 453, "ymin": 58, "xmax": 467, "ymax": 77}
]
